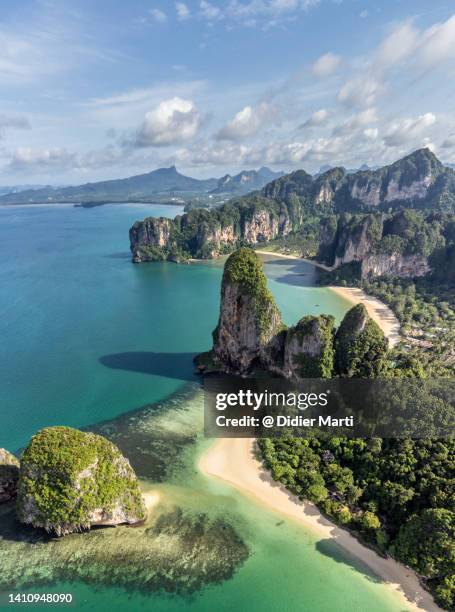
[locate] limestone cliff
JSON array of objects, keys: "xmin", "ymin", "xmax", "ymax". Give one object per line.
[
  {"xmin": 129, "ymin": 149, "xmax": 454, "ymax": 268},
  {"xmin": 17, "ymin": 426, "xmax": 146, "ymax": 536},
  {"xmin": 283, "ymin": 315, "xmax": 335, "ymax": 380},
  {"xmin": 360, "ymin": 253, "xmax": 430, "ymax": 278},
  {"xmin": 129, "ymin": 196, "xmax": 293, "ymax": 262},
  {"xmin": 212, "ymin": 248, "xmax": 283, "ymax": 374},
  {"xmin": 197, "ymin": 249, "xmax": 388, "ymax": 380},
  {"xmin": 0, "ymin": 449, "xmax": 19, "ymax": 503},
  {"xmin": 330, "ymin": 212, "xmax": 432, "ymax": 279}
]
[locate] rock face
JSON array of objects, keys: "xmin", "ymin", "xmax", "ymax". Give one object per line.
[
  {"xmin": 360, "ymin": 253, "xmax": 430, "ymax": 278},
  {"xmin": 200, "ymin": 249, "xmax": 388, "ymax": 379},
  {"xmin": 129, "ymin": 195, "xmax": 294, "ymax": 262},
  {"xmin": 129, "ymin": 217, "xmax": 176, "ymax": 263},
  {"xmin": 0, "ymin": 449, "xmax": 20, "ymax": 503},
  {"xmin": 283, "ymin": 315, "xmax": 335, "ymax": 380},
  {"xmin": 17, "ymin": 426, "xmax": 147, "ymax": 536},
  {"xmin": 210, "ymin": 167, "xmax": 283, "ymax": 195},
  {"xmin": 212, "ymin": 248, "xmax": 283, "ymax": 374},
  {"xmin": 330, "ymin": 212, "xmax": 432, "ymax": 279}
]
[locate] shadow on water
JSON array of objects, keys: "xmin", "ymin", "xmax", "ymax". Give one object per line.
[
  {"xmin": 104, "ymin": 251, "xmax": 131, "ymax": 260},
  {"xmin": 263, "ymin": 258, "xmax": 320, "ymax": 288},
  {"xmin": 99, "ymin": 351, "xmax": 197, "ymax": 382},
  {"xmin": 315, "ymin": 539, "xmax": 382, "ymax": 584}
]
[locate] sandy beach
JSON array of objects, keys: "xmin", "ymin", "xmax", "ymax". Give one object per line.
[
  {"xmin": 255, "ymin": 249, "xmax": 401, "ymax": 346},
  {"xmin": 199, "ymin": 438, "xmax": 440, "ymax": 612},
  {"xmin": 328, "ymin": 286, "xmax": 401, "ymax": 347},
  {"xmin": 255, "ymin": 249, "xmax": 334, "ymax": 271},
  {"xmin": 198, "ymin": 258, "xmax": 432, "ymax": 611}
]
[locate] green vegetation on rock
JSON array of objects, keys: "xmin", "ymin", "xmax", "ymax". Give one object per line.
[
  {"xmin": 334, "ymin": 304, "xmax": 389, "ymax": 377},
  {"xmin": 222, "ymin": 247, "xmax": 283, "ymax": 342},
  {"xmin": 17, "ymin": 426, "xmax": 146, "ymax": 536},
  {"xmin": 285, "ymin": 315, "xmax": 335, "ymax": 378}
]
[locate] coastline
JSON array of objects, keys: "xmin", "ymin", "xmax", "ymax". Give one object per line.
[
  {"xmin": 199, "ymin": 438, "xmax": 441, "ymax": 612},
  {"xmin": 328, "ymin": 285, "xmax": 401, "ymax": 347},
  {"xmin": 198, "ymin": 255, "xmax": 428, "ymax": 610},
  {"xmin": 254, "ymin": 249, "xmax": 401, "ymax": 346},
  {"xmin": 254, "ymin": 248, "xmax": 334, "ymax": 271}
]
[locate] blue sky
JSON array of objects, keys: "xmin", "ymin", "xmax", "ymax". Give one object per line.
[{"xmin": 1, "ymin": 0, "xmax": 455, "ymax": 184}]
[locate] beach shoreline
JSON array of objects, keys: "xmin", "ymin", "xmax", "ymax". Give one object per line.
[
  {"xmin": 198, "ymin": 252, "xmax": 432, "ymax": 610},
  {"xmin": 199, "ymin": 438, "xmax": 441, "ymax": 612},
  {"xmin": 255, "ymin": 249, "xmax": 401, "ymax": 346},
  {"xmin": 328, "ymin": 285, "xmax": 401, "ymax": 347}
]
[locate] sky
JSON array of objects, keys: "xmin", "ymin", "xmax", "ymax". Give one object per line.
[{"xmin": 1, "ymin": 0, "xmax": 455, "ymax": 185}]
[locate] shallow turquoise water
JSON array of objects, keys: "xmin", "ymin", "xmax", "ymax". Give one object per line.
[{"xmin": 0, "ymin": 204, "xmax": 407, "ymax": 611}]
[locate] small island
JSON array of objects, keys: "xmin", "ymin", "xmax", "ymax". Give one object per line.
[{"xmin": 16, "ymin": 426, "xmax": 147, "ymax": 536}]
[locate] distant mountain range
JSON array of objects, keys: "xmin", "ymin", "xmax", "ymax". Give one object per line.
[
  {"xmin": 0, "ymin": 165, "xmax": 282, "ymax": 205},
  {"xmin": 210, "ymin": 167, "xmax": 283, "ymax": 195},
  {"xmin": 0, "ymin": 184, "xmax": 52, "ymax": 197}
]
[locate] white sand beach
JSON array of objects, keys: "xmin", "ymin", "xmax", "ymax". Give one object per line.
[
  {"xmin": 328, "ymin": 286, "xmax": 401, "ymax": 347},
  {"xmin": 255, "ymin": 249, "xmax": 401, "ymax": 346},
  {"xmin": 199, "ymin": 438, "xmax": 441, "ymax": 612},
  {"xmin": 198, "ymin": 262, "xmax": 434, "ymax": 611}
]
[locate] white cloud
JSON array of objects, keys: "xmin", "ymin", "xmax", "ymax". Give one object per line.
[
  {"xmin": 216, "ymin": 102, "xmax": 277, "ymax": 141},
  {"xmin": 197, "ymin": 0, "xmax": 320, "ymax": 28},
  {"xmin": 332, "ymin": 108, "xmax": 378, "ymax": 135},
  {"xmin": 383, "ymin": 112, "xmax": 436, "ymax": 148},
  {"xmin": 338, "ymin": 76, "xmax": 382, "ymax": 108},
  {"xmin": 419, "ymin": 15, "xmax": 455, "ymax": 71},
  {"xmin": 311, "ymin": 53, "xmax": 341, "ymax": 78},
  {"xmin": 200, "ymin": 1, "xmax": 223, "ymax": 20},
  {"xmin": 301, "ymin": 108, "xmax": 329, "ymax": 128},
  {"xmin": 7, "ymin": 147, "xmax": 77, "ymax": 171},
  {"xmin": 375, "ymin": 21, "xmax": 418, "ymax": 69},
  {"xmin": 135, "ymin": 97, "xmax": 202, "ymax": 147},
  {"xmin": 363, "ymin": 127, "xmax": 378, "ymax": 140},
  {"xmin": 176, "ymin": 2, "xmax": 190, "ymax": 20},
  {"xmin": 149, "ymin": 8, "xmax": 168, "ymax": 23}
]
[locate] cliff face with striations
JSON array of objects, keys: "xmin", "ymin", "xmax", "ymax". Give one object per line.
[
  {"xmin": 196, "ymin": 248, "xmax": 387, "ymax": 379},
  {"xmin": 330, "ymin": 211, "xmax": 433, "ymax": 279},
  {"xmin": 129, "ymin": 149, "xmax": 454, "ymax": 281},
  {"xmin": 211, "ymin": 248, "xmax": 284, "ymax": 374},
  {"xmin": 17, "ymin": 427, "xmax": 146, "ymax": 536},
  {"xmin": 129, "ymin": 195, "xmax": 295, "ymax": 262}
]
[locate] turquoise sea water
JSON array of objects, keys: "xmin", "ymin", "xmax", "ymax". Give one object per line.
[{"xmin": 0, "ymin": 204, "xmax": 408, "ymax": 611}]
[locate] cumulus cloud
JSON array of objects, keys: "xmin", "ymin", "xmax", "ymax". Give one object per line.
[
  {"xmin": 135, "ymin": 97, "xmax": 203, "ymax": 147},
  {"xmin": 176, "ymin": 2, "xmax": 190, "ymax": 20},
  {"xmin": 300, "ymin": 109, "xmax": 329, "ymax": 128},
  {"xmin": 149, "ymin": 8, "xmax": 168, "ymax": 23},
  {"xmin": 216, "ymin": 102, "xmax": 277, "ymax": 141},
  {"xmin": 311, "ymin": 52, "xmax": 341, "ymax": 78},
  {"xmin": 383, "ymin": 112, "xmax": 436, "ymax": 148}
]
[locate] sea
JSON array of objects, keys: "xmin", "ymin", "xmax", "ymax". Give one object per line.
[{"xmin": 0, "ymin": 203, "xmax": 409, "ymax": 611}]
